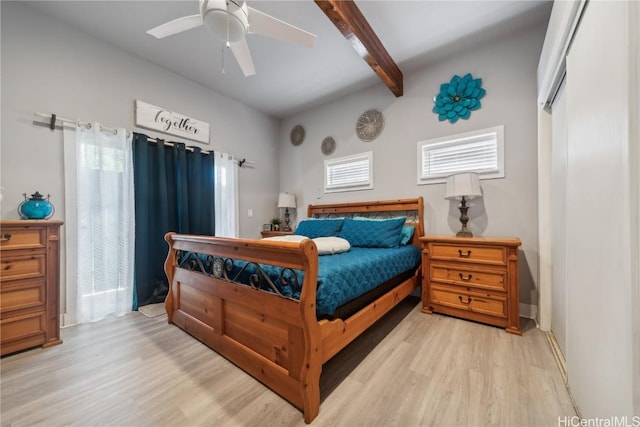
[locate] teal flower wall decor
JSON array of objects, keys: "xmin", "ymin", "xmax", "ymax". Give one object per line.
[{"xmin": 433, "ymin": 73, "xmax": 486, "ymax": 123}]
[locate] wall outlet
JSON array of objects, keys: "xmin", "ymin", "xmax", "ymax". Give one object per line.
[{"xmin": 247, "ymin": 209, "xmax": 253, "ymax": 218}]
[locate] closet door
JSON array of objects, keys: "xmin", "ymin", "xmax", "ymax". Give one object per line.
[
  {"xmin": 550, "ymin": 79, "xmax": 567, "ymax": 359},
  {"xmin": 565, "ymin": 0, "xmax": 634, "ymax": 417}
]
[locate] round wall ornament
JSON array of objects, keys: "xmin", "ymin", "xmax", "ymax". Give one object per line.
[
  {"xmin": 290, "ymin": 125, "xmax": 305, "ymax": 146},
  {"xmin": 321, "ymin": 137, "xmax": 336, "ymax": 155},
  {"xmin": 433, "ymin": 73, "xmax": 486, "ymax": 124},
  {"xmin": 356, "ymin": 109, "xmax": 385, "ymax": 142}
]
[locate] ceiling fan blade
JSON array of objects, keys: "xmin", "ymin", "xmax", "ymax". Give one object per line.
[
  {"xmin": 147, "ymin": 14, "xmax": 203, "ymax": 39},
  {"xmin": 247, "ymin": 7, "xmax": 316, "ymax": 48},
  {"xmin": 229, "ymin": 38, "xmax": 256, "ymax": 76}
]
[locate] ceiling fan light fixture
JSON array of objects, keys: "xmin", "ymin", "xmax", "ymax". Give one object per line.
[
  {"xmin": 146, "ymin": 0, "xmax": 316, "ymax": 78},
  {"xmin": 203, "ymin": 9, "xmax": 246, "ymax": 42}
]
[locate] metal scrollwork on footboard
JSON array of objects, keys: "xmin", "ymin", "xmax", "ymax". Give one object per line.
[{"xmin": 177, "ymin": 250, "xmax": 302, "ymax": 298}]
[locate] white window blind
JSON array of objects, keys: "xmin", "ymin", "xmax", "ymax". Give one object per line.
[
  {"xmin": 324, "ymin": 151, "xmax": 373, "ymax": 193},
  {"xmin": 417, "ymin": 126, "xmax": 504, "ymax": 184}
]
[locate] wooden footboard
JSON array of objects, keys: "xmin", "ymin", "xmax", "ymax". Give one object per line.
[
  {"xmin": 164, "ymin": 234, "xmax": 322, "ymax": 423},
  {"xmin": 163, "ymin": 197, "xmax": 425, "ymax": 423}
]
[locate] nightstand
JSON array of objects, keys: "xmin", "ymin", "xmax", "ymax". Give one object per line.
[
  {"xmin": 420, "ymin": 235, "xmax": 522, "ymax": 335},
  {"xmin": 260, "ymin": 230, "xmax": 294, "ymax": 238}
]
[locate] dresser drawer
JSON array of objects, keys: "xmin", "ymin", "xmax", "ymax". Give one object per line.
[
  {"xmin": 1, "ymin": 255, "xmax": 46, "ymax": 281},
  {"xmin": 1, "ymin": 280, "xmax": 46, "ymax": 313},
  {"xmin": 0, "ymin": 227, "xmax": 46, "ymax": 251},
  {"xmin": 430, "ymin": 285, "xmax": 507, "ymax": 319},
  {"xmin": 430, "ymin": 264, "xmax": 507, "ymax": 292},
  {"xmin": 0, "ymin": 311, "xmax": 46, "ymax": 344},
  {"xmin": 429, "ymin": 243, "xmax": 505, "ymax": 266}
]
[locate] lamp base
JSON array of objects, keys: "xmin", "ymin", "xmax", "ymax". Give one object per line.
[
  {"xmin": 455, "ymin": 196, "xmax": 473, "ymax": 238},
  {"xmin": 456, "ymin": 228, "xmax": 473, "ymax": 238},
  {"xmin": 282, "ymin": 208, "xmax": 292, "ymax": 232}
]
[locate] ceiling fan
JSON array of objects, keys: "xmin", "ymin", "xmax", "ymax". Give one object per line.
[{"xmin": 146, "ymin": 0, "xmax": 317, "ymax": 76}]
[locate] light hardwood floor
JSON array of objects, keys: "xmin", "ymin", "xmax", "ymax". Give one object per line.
[{"xmin": 1, "ymin": 296, "xmax": 575, "ymax": 426}]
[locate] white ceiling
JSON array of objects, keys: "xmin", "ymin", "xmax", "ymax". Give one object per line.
[{"xmin": 25, "ymin": 1, "xmax": 552, "ymax": 119}]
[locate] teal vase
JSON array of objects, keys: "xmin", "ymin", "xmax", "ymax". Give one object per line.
[{"xmin": 18, "ymin": 191, "xmax": 54, "ymax": 220}]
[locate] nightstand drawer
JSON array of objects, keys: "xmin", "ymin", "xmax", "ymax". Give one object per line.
[
  {"xmin": 430, "ymin": 264, "xmax": 507, "ymax": 292},
  {"xmin": 430, "ymin": 285, "xmax": 507, "ymax": 319},
  {"xmin": 1, "ymin": 280, "xmax": 46, "ymax": 313},
  {"xmin": 1, "ymin": 255, "xmax": 46, "ymax": 281},
  {"xmin": 430, "ymin": 243, "xmax": 505, "ymax": 265},
  {"xmin": 0, "ymin": 226, "xmax": 46, "ymax": 251}
]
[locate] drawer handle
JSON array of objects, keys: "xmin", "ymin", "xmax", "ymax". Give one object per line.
[
  {"xmin": 458, "ymin": 249, "xmax": 472, "ymax": 257},
  {"xmin": 458, "ymin": 296, "xmax": 472, "ymax": 304},
  {"xmin": 459, "ymin": 273, "xmax": 473, "ymax": 281},
  {"xmin": 0, "ymin": 233, "xmax": 11, "ymax": 242}
]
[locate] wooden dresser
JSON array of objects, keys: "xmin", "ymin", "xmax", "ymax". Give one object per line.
[
  {"xmin": 420, "ymin": 235, "xmax": 522, "ymax": 335},
  {"xmin": 1, "ymin": 220, "xmax": 63, "ymax": 355}
]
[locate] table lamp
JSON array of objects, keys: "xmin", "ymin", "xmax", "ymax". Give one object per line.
[
  {"xmin": 445, "ymin": 173, "xmax": 482, "ymax": 237},
  {"xmin": 277, "ymin": 193, "xmax": 297, "ymax": 232}
]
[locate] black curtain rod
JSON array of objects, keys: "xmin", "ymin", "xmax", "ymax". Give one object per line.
[{"xmin": 34, "ymin": 112, "xmax": 252, "ymax": 168}]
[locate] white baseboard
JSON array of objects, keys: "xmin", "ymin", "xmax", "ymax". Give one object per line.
[
  {"xmin": 546, "ymin": 330, "xmax": 567, "ymax": 383},
  {"xmin": 62, "ymin": 312, "xmax": 77, "ymax": 328},
  {"xmin": 519, "ymin": 303, "xmax": 537, "ymax": 320}
]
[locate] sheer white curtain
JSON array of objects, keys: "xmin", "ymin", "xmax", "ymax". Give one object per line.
[
  {"xmin": 63, "ymin": 123, "xmax": 135, "ymax": 324},
  {"xmin": 214, "ymin": 152, "xmax": 239, "ymax": 237}
]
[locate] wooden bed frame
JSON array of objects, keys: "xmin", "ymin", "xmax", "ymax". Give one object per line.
[{"xmin": 163, "ymin": 197, "xmax": 424, "ymax": 423}]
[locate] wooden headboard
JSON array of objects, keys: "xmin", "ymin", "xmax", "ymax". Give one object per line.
[{"xmin": 307, "ymin": 197, "xmax": 424, "ymax": 246}]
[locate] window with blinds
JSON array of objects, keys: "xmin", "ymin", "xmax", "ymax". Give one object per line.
[
  {"xmin": 324, "ymin": 151, "xmax": 373, "ymax": 193},
  {"xmin": 417, "ymin": 125, "xmax": 504, "ymax": 185}
]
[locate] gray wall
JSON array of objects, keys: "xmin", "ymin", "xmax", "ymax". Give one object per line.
[
  {"xmin": 279, "ymin": 23, "xmax": 546, "ymax": 309},
  {"xmin": 1, "ymin": 1, "xmax": 280, "ymax": 239},
  {"xmin": 1, "ymin": 1, "xmax": 548, "ymax": 313}
]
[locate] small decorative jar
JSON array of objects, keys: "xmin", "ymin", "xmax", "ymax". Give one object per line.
[{"xmin": 18, "ymin": 191, "xmax": 54, "ymax": 220}]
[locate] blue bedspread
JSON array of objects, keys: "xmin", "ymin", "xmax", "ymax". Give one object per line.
[
  {"xmin": 314, "ymin": 246, "xmax": 421, "ymax": 316},
  {"xmin": 229, "ymin": 245, "xmax": 421, "ymax": 317}
]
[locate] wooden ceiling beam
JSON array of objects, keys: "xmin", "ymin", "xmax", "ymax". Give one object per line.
[{"xmin": 315, "ymin": 0, "xmax": 403, "ymax": 97}]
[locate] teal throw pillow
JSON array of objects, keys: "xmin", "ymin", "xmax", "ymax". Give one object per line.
[
  {"xmin": 352, "ymin": 217, "xmax": 414, "ymax": 245},
  {"xmin": 400, "ymin": 225, "xmax": 415, "ymax": 245},
  {"xmin": 295, "ymin": 219, "xmax": 344, "ymax": 239},
  {"xmin": 339, "ymin": 217, "xmax": 405, "ymax": 248}
]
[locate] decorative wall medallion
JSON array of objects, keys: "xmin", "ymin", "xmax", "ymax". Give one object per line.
[
  {"xmin": 321, "ymin": 137, "xmax": 336, "ymax": 155},
  {"xmin": 290, "ymin": 125, "xmax": 305, "ymax": 146},
  {"xmin": 356, "ymin": 109, "xmax": 385, "ymax": 142},
  {"xmin": 432, "ymin": 73, "xmax": 486, "ymax": 124}
]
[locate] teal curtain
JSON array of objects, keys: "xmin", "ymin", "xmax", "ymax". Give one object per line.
[{"xmin": 132, "ymin": 133, "xmax": 215, "ymax": 309}]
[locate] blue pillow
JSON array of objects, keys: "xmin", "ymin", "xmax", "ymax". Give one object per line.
[
  {"xmin": 339, "ymin": 217, "xmax": 405, "ymax": 248},
  {"xmin": 352, "ymin": 217, "xmax": 414, "ymax": 245},
  {"xmin": 400, "ymin": 225, "xmax": 415, "ymax": 245},
  {"xmin": 295, "ymin": 219, "xmax": 344, "ymax": 238}
]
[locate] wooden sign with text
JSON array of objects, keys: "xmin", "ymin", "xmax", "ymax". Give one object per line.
[{"xmin": 135, "ymin": 100, "xmax": 210, "ymax": 144}]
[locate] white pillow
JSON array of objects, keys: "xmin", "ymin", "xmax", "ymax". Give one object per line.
[
  {"xmin": 312, "ymin": 237, "xmax": 351, "ymax": 255},
  {"xmin": 262, "ymin": 235, "xmax": 309, "ymax": 243}
]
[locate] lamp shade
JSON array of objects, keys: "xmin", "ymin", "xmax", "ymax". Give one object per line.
[
  {"xmin": 445, "ymin": 173, "xmax": 482, "ymax": 200},
  {"xmin": 277, "ymin": 193, "xmax": 297, "ymax": 209}
]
